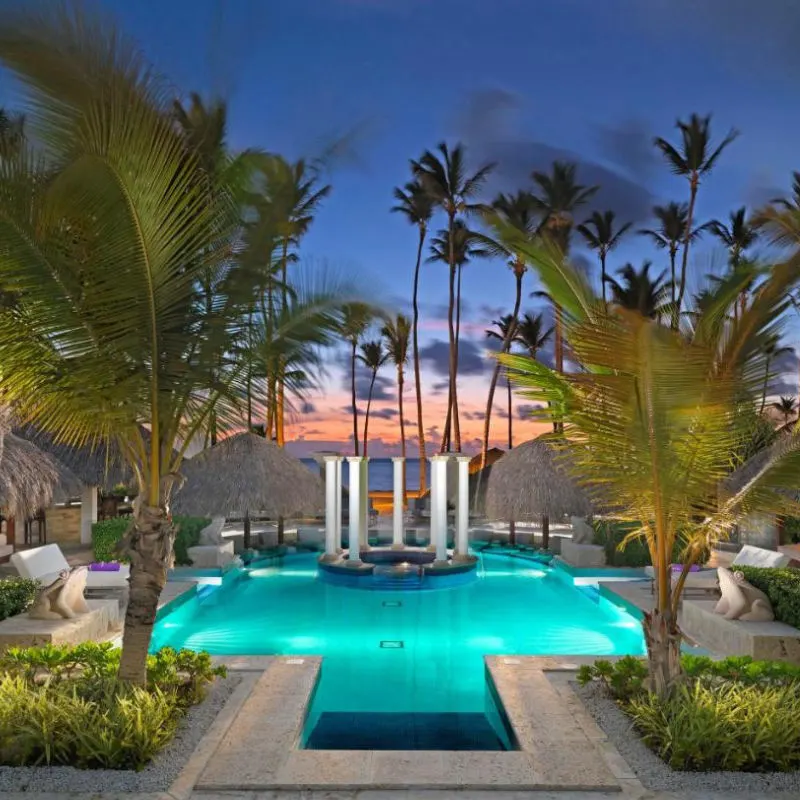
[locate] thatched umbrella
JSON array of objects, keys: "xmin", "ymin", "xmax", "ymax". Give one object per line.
[
  {"xmin": 485, "ymin": 436, "xmax": 592, "ymax": 548},
  {"xmin": 0, "ymin": 432, "xmax": 83, "ymax": 518},
  {"xmin": 171, "ymin": 432, "xmax": 324, "ymax": 546}
]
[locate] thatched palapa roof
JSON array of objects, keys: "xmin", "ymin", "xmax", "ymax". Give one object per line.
[
  {"xmin": 485, "ymin": 435, "xmax": 592, "ymax": 520},
  {"xmin": 0, "ymin": 433, "xmax": 82, "ymax": 517},
  {"xmin": 171, "ymin": 432, "xmax": 324, "ymax": 518}
]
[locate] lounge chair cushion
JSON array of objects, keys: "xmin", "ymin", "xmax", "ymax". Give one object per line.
[
  {"xmin": 11, "ymin": 544, "xmax": 70, "ymax": 583},
  {"xmin": 732, "ymin": 545, "xmax": 790, "ymax": 569}
]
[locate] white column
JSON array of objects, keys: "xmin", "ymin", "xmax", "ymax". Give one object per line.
[
  {"xmin": 454, "ymin": 455, "xmax": 471, "ymax": 560},
  {"xmin": 428, "ymin": 456, "xmax": 439, "ymax": 551},
  {"xmin": 80, "ymin": 484, "xmax": 98, "ymax": 545},
  {"xmin": 323, "ymin": 457, "xmax": 338, "ymax": 560},
  {"xmin": 347, "ymin": 457, "xmax": 362, "ymax": 564},
  {"xmin": 359, "ymin": 457, "xmax": 370, "ymax": 550},
  {"xmin": 391, "ymin": 457, "xmax": 404, "ymax": 549},
  {"xmin": 431, "ymin": 455, "xmax": 449, "ymax": 563},
  {"xmin": 335, "ymin": 458, "xmax": 343, "ymax": 552}
]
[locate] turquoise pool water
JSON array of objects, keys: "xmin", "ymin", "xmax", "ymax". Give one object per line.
[{"xmin": 152, "ymin": 551, "xmax": 644, "ymax": 721}]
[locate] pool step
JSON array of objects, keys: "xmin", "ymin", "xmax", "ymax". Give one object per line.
[{"xmin": 305, "ymin": 711, "xmax": 507, "ymax": 751}]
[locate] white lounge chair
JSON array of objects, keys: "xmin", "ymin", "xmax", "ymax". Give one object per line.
[
  {"xmin": 0, "ymin": 533, "xmax": 12, "ymax": 561},
  {"xmin": 11, "ymin": 543, "xmax": 130, "ymax": 589},
  {"xmin": 645, "ymin": 544, "xmax": 791, "ymax": 593}
]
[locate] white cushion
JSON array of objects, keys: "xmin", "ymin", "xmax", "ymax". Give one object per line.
[
  {"xmin": 0, "ymin": 534, "xmax": 6, "ymax": 546},
  {"xmin": 732, "ymin": 545, "xmax": 790, "ymax": 569},
  {"xmin": 10, "ymin": 544, "xmax": 69, "ymax": 581}
]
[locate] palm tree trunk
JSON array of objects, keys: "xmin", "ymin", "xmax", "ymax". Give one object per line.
[
  {"xmin": 351, "ymin": 341, "xmax": 359, "ymax": 456},
  {"xmin": 553, "ymin": 304, "xmax": 563, "ymax": 433},
  {"xmin": 411, "ymin": 226, "xmax": 428, "ymax": 492},
  {"xmin": 674, "ymin": 176, "xmax": 698, "ymax": 329},
  {"xmin": 481, "ymin": 270, "xmax": 523, "ymax": 468},
  {"xmin": 398, "ymin": 366, "xmax": 406, "ymax": 505},
  {"xmin": 453, "ymin": 264, "xmax": 463, "ymax": 451},
  {"xmin": 761, "ymin": 357, "xmax": 771, "ymax": 413},
  {"xmin": 118, "ymin": 499, "xmax": 174, "ymax": 684},
  {"xmin": 600, "ymin": 251, "xmax": 607, "ymax": 307},
  {"xmin": 642, "ymin": 608, "xmax": 682, "ymax": 696},
  {"xmin": 669, "ymin": 247, "xmax": 677, "ymax": 307},
  {"xmin": 277, "ymin": 239, "xmax": 290, "ymax": 445},
  {"xmin": 363, "ymin": 372, "xmax": 377, "ymax": 458},
  {"xmin": 541, "ymin": 514, "xmax": 549, "ymax": 550},
  {"xmin": 507, "ymin": 375, "xmax": 513, "ymax": 449},
  {"xmin": 442, "ymin": 261, "xmax": 457, "ymax": 453}
]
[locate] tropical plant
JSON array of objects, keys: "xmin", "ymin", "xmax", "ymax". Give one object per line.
[
  {"xmin": 413, "ymin": 142, "xmax": 495, "ymax": 452},
  {"xmin": 358, "ymin": 340, "xmax": 388, "ymax": 458},
  {"xmin": 495, "ymin": 223, "xmax": 800, "ymax": 695},
  {"xmin": 427, "ymin": 219, "xmax": 491, "ymax": 448},
  {"xmin": 576, "ymin": 210, "xmax": 631, "ymax": 305},
  {"xmin": 772, "ymin": 395, "xmax": 798, "ymax": 426},
  {"xmin": 382, "ymin": 314, "xmax": 411, "ymax": 498},
  {"xmin": 531, "ymin": 161, "xmax": 598, "ymax": 379},
  {"xmin": 754, "ymin": 171, "xmax": 800, "ymax": 247},
  {"xmin": 760, "ymin": 336, "xmax": 793, "ymax": 413},
  {"xmin": 654, "ymin": 113, "xmax": 739, "ymax": 326},
  {"xmin": 707, "ymin": 206, "xmax": 759, "ymax": 318},
  {"xmin": 486, "ymin": 315, "xmax": 517, "ymax": 450},
  {"xmin": 0, "ymin": 108, "xmax": 24, "ymax": 159},
  {"xmin": 340, "ymin": 302, "xmax": 374, "ymax": 456},
  {"xmin": 479, "ymin": 191, "xmax": 540, "ymax": 467},
  {"xmin": 606, "ymin": 261, "xmax": 670, "ymax": 319},
  {"xmin": 512, "ymin": 312, "xmax": 553, "ymax": 360},
  {"xmin": 392, "ymin": 179, "xmax": 435, "ymax": 489}
]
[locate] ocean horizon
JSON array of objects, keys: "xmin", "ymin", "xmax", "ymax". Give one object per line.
[{"xmin": 301, "ymin": 457, "xmax": 428, "ymax": 491}]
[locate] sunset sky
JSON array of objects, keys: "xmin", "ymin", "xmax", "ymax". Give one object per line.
[{"xmin": 13, "ymin": 0, "xmax": 800, "ymax": 457}]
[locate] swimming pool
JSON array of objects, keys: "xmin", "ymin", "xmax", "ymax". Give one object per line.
[{"xmin": 152, "ymin": 550, "xmax": 645, "ymax": 748}]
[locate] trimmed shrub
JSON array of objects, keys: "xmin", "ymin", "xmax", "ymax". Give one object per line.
[
  {"xmin": 591, "ymin": 519, "xmax": 709, "ymax": 568},
  {"xmin": 91, "ymin": 518, "xmax": 130, "ymax": 562},
  {"xmin": 0, "ymin": 643, "xmax": 226, "ymax": 769},
  {"xmin": 734, "ymin": 566, "xmax": 800, "ymax": 629},
  {"xmin": 91, "ymin": 515, "xmax": 210, "ymax": 566},
  {"xmin": 0, "ymin": 578, "xmax": 39, "ymax": 621}
]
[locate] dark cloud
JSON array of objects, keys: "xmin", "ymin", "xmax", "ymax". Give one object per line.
[
  {"xmin": 355, "ymin": 373, "xmax": 394, "ymax": 402},
  {"xmin": 594, "ymin": 119, "xmax": 659, "ymax": 184},
  {"xmin": 431, "ymin": 380, "xmax": 449, "ymax": 396},
  {"xmin": 456, "ymin": 89, "xmax": 653, "ymax": 225},
  {"xmin": 462, "ymin": 410, "xmax": 486, "ymax": 421},
  {"xmin": 369, "ymin": 407, "xmax": 398, "ymax": 420},
  {"xmin": 419, "ymin": 338, "xmax": 488, "ymax": 377},
  {"xmin": 516, "ymin": 403, "xmax": 543, "ymax": 421},
  {"xmin": 495, "ymin": 407, "xmax": 509, "ymax": 420},
  {"xmin": 300, "ymin": 401, "xmax": 317, "ymax": 414}
]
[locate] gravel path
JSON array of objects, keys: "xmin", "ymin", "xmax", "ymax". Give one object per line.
[
  {"xmin": 576, "ymin": 681, "xmax": 800, "ymax": 794},
  {"xmin": 0, "ymin": 674, "xmax": 240, "ymax": 794}
]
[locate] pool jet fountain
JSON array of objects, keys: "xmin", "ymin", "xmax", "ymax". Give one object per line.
[{"xmin": 317, "ymin": 454, "xmax": 478, "ymax": 589}]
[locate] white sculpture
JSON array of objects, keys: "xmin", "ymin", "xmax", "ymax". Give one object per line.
[
  {"xmin": 714, "ymin": 567, "xmax": 774, "ymax": 622},
  {"xmin": 199, "ymin": 516, "xmax": 226, "ymax": 546},
  {"xmin": 28, "ymin": 566, "xmax": 90, "ymax": 620},
  {"xmin": 570, "ymin": 516, "xmax": 594, "ymax": 545}
]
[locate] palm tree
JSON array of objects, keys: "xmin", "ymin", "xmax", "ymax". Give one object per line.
[
  {"xmin": 513, "ymin": 312, "xmax": 553, "ymax": 361},
  {"xmin": 392, "ymin": 180, "xmax": 435, "ymax": 490},
  {"xmin": 486, "ymin": 315, "xmax": 517, "ymax": 450},
  {"xmin": 576, "ymin": 210, "xmax": 631, "ymax": 305},
  {"xmin": 479, "ymin": 191, "xmax": 539, "ymax": 468},
  {"xmin": 359, "ymin": 340, "xmax": 388, "ymax": 458},
  {"xmin": 531, "ymin": 161, "xmax": 598, "ymax": 377},
  {"xmin": 413, "ymin": 142, "xmax": 495, "ymax": 452},
  {"xmin": 760, "ymin": 336, "xmax": 793, "ymax": 413},
  {"xmin": 497, "ymin": 224, "xmax": 800, "ymax": 695},
  {"xmin": 772, "ymin": 396, "xmax": 797, "ymax": 427},
  {"xmin": 340, "ymin": 303, "xmax": 374, "ymax": 456},
  {"xmin": 754, "ymin": 172, "xmax": 800, "ymax": 247},
  {"xmin": 638, "ymin": 202, "xmax": 708, "ymax": 311},
  {"xmin": 654, "ymin": 114, "xmax": 739, "ymax": 326},
  {"xmin": 427, "ymin": 219, "xmax": 490, "ymax": 449},
  {"xmin": 259, "ymin": 157, "xmax": 331, "ymax": 444},
  {"xmin": 707, "ymin": 207, "xmax": 759, "ymax": 318},
  {"xmin": 0, "ymin": 7, "xmax": 261, "ymax": 682},
  {"xmin": 606, "ymin": 261, "xmax": 670, "ymax": 319},
  {"xmin": 382, "ymin": 314, "xmax": 411, "ymax": 500},
  {"xmin": 0, "ymin": 108, "xmax": 24, "ymax": 159}
]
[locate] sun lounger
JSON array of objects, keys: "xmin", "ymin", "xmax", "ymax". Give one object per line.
[{"xmin": 11, "ymin": 543, "xmax": 131, "ymax": 589}]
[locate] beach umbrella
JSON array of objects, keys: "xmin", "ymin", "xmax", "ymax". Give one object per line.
[
  {"xmin": 0, "ymin": 432, "xmax": 83, "ymax": 517},
  {"xmin": 485, "ymin": 435, "xmax": 592, "ymax": 548},
  {"xmin": 170, "ymin": 432, "xmax": 324, "ymax": 546}
]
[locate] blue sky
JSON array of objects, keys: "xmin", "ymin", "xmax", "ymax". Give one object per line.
[{"xmin": 11, "ymin": 0, "xmax": 800, "ymax": 454}]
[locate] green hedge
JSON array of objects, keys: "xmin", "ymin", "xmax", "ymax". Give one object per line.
[
  {"xmin": 592, "ymin": 519, "xmax": 709, "ymax": 568},
  {"xmin": 0, "ymin": 578, "xmax": 39, "ymax": 621},
  {"xmin": 91, "ymin": 516, "xmax": 210, "ymax": 566},
  {"xmin": 735, "ymin": 566, "xmax": 800, "ymax": 629}
]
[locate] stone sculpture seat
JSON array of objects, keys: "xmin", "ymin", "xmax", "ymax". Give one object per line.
[
  {"xmin": 187, "ymin": 516, "xmax": 234, "ymax": 568},
  {"xmin": 560, "ymin": 516, "xmax": 605, "ymax": 567},
  {"xmin": 714, "ymin": 567, "xmax": 775, "ymax": 622},
  {"xmin": 28, "ymin": 565, "xmax": 90, "ymax": 620}
]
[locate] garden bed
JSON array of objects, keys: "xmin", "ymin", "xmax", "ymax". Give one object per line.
[
  {"xmin": 575, "ymin": 657, "xmax": 800, "ymax": 794},
  {"xmin": 0, "ymin": 672, "xmax": 240, "ymax": 794}
]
